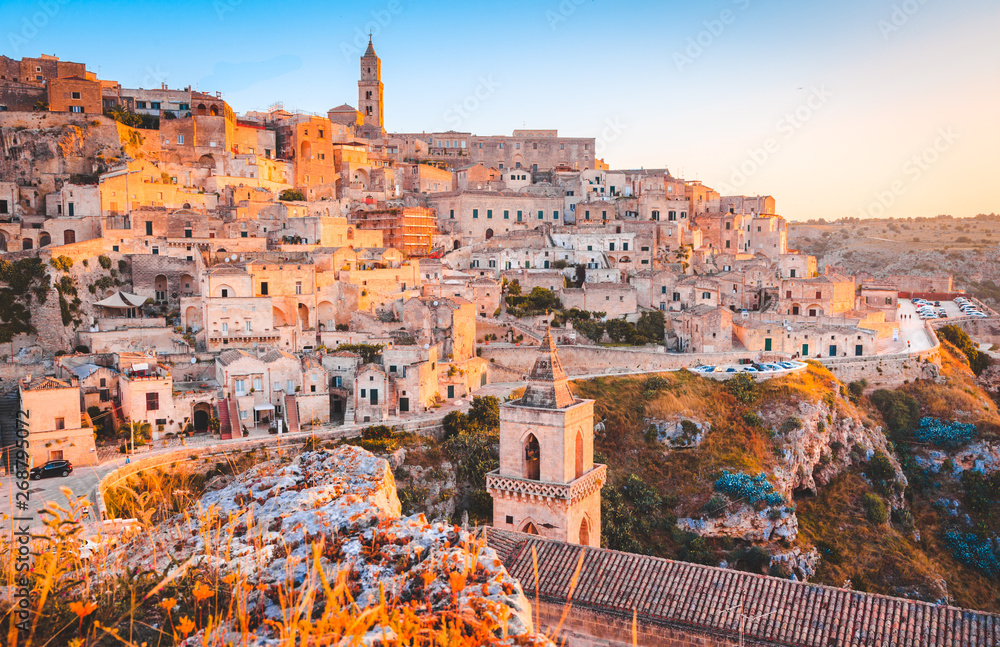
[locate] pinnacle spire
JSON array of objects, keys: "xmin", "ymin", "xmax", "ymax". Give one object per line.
[{"xmin": 518, "ymin": 324, "xmax": 574, "ymax": 409}]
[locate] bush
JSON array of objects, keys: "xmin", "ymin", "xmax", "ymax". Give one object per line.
[
  {"xmin": 98, "ymin": 255, "xmax": 112, "ymax": 270},
  {"xmin": 742, "ymin": 411, "xmax": 763, "ymax": 428},
  {"xmin": 944, "ymin": 531, "xmax": 1000, "ymax": 577},
  {"xmin": 725, "ymin": 372, "xmax": 758, "ymax": 404},
  {"xmin": 870, "ymin": 389, "xmax": 920, "ymax": 442},
  {"xmin": 779, "ymin": 417, "xmax": 802, "ymax": 434},
  {"xmin": 714, "ymin": 471, "xmax": 784, "ymax": 507},
  {"xmin": 847, "ymin": 379, "xmax": 867, "ymax": 403},
  {"xmin": 915, "ymin": 417, "xmax": 977, "ymax": 448},
  {"xmin": 960, "ymin": 469, "xmax": 1000, "ymax": 515},
  {"xmin": 74, "ymin": 344, "xmax": 89, "ymax": 353},
  {"xmin": 862, "ymin": 493, "xmax": 888, "ymax": 524},
  {"xmin": 937, "ymin": 325, "xmax": 992, "ymax": 375},
  {"xmin": 891, "ymin": 506, "xmax": 914, "ymax": 531},
  {"xmin": 279, "ymin": 188, "xmax": 306, "ymax": 202},
  {"xmin": 50, "ymin": 255, "xmax": 73, "ymax": 272},
  {"xmin": 866, "ymin": 450, "xmax": 896, "ymax": 493}
]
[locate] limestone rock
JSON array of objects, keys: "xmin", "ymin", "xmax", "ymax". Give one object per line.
[
  {"xmin": 677, "ymin": 506, "xmax": 798, "ymax": 543},
  {"xmin": 119, "ymin": 446, "xmax": 546, "ymax": 644}
]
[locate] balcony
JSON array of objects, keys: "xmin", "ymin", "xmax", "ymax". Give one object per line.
[{"xmin": 486, "ymin": 464, "xmax": 606, "ymax": 504}]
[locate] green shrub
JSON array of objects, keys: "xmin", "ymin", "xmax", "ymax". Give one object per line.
[
  {"xmin": 779, "ymin": 417, "xmax": 802, "ymax": 434},
  {"xmin": 862, "ymin": 493, "xmax": 888, "ymax": 524},
  {"xmin": 98, "ymin": 255, "xmax": 112, "ymax": 269},
  {"xmin": 847, "ymin": 379, "xmax": 867, "ymax": 403},
  {"xmin": 870, "ymin": 389, "xmax": 920, "ymax": 442},
  {"xmin": 726, "ymin": 372, "xmax": 758, "ymax": 404}
]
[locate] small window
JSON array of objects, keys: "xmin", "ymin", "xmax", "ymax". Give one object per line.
[
  {"xmin": 55, "ymin": 417, "xmax": 65, "ymax": 430},
  {"xmin": 146, "ymin": 392, "xmax": 159, "ymax": 411}
]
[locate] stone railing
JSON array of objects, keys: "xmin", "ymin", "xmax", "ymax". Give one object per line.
[{"xmin": 486, "ymin": 464, "xmax": 607, "ymax": 504}]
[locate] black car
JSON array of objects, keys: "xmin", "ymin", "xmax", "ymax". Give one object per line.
[{"xmin": 30, "ymin": 459, "xmax": 73, "ymax": 480}]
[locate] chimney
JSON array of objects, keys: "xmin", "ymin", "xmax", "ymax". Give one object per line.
[{"xmin": 24, "ymin": 374, "xmax": 31, "ymax": 383}]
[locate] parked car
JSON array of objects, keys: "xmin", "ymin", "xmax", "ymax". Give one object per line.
[
  {"xmin": 694, "ymin": 366, "xmax": 714, "ymax": 372},
  {"xmin": 30, "ymin": 459, "xmax": 73, "ymax": 480},
  {"xmin": 779, "ymin": 362, "xmax": 795, "ymax": 369}
]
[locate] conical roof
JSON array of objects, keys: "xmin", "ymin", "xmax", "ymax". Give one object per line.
[
  {"xmin": 518, "ymin": 327, "xmax": 575, "ymax": 409},
  {"xmin": 364, "ymin": 36, "xmax": 377, "ymax": 58}
]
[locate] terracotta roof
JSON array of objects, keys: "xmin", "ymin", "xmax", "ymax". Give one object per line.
[
  {"xmin": 487, "ymin": 530, "xmax": 1000, "ymax": 647},
  {"xmin": 20, "ymin": 376, "xmax": 74, "ymax": 391},
  {"xmin": 217, "ymin": 349, "xmax": 254, "ymax": 366},
  {"xmin": 261, "ymin": 349, "xmax": 296, "ymax": 363}
]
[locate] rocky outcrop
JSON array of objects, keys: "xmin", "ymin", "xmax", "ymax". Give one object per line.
[
  {"xmin": 760, "ymin": 397, "xmax": 905, "ymax": 501},
  {"xmin": 677, "ymin": 506, "xmax": 797, "ymax": 543},
  {"xmin": 646, "ymin": 416, "xmax": 709, "ymax": 448},
  {"xmin": 124, "ymin": 446, "xmax": 549, "ymax": 645}
]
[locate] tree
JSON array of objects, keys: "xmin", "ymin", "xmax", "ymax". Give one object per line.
[
  {"xmin": 636, "ymin": 310, "xmax": 666, "ymax": 343},
  {"xmin": 467, "ymin": 396, "xmax": 500, "ymax": 431},
  {"xmin": 870, "ymin": 389, "xmax": 920, "ymax": 442},
  {"xmin": 604, "ymin": 318, "xmax": 634, "ymax": 343},
  {"xmin": 118, "ymin": 420, "xmax": 152, "ymax": 452},
  {"xmin": 937, "ymin": 325, "xmax": 992, "ymax": 375},
  {"xmin": 279, "ymin": 188, "xmax": 306, "ymax": 202},
  {"xmin": 336, "ymin": 343, "xmax": 384, "ymax": 365},
  {"xmin": 726, "ymin": 372, "xmax": 758, "ymax": 404}
]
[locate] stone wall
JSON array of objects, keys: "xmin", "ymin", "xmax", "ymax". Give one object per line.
[
  {"xmin": 481, "ymin": 344, "xmax": 760, "ymax": 377},
  {"xmin": 538, "ymin": 601, "xmax": 743, "ymax": 647}
]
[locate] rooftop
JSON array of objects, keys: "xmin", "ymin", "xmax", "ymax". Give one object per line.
[{"xmin": 486, "ymin": 529, "xmax": 1000, "ymax": 647}]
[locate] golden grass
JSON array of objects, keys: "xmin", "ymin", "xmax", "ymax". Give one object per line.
[
  {"xmin": 900, "ymin": 343, "xmax": 1000, "ymax": 438},
  {"xmin": 571, "ymin": 371, "xmax": 777, "ymax": 518},
  {"xmin": 2, "ymin": 474, "xmax": 559, "ymax": 647},
  {"xmin": 797, "ymin": 472, "xmax": 1000, "ymax": 611}
]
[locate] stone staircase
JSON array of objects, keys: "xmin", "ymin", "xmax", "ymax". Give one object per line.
[
  {"xmin": 284, "ymin": 394, "xmax": 300, "ymax": 433},
  {"xmin": 218, "ymin": 398, "xmax": 233, "ymax": 440}
]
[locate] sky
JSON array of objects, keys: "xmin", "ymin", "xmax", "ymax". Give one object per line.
[{"xmin": 2, "ymin": 0, "xmax": 998, "ymax": 221}]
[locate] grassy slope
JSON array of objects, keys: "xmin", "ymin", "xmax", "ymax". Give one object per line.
[{"xmin": 570, "ymin": 356, "xmax": 1000, "ymax": 612}]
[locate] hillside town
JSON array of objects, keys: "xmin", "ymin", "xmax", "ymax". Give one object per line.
[{"xmin": 2, "ymin": 42, "xmax": 1000, "ymax": 647}]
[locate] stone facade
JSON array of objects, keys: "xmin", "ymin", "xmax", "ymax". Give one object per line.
[{"xmin": 489, "ymin": 330, "xmax": 604, "ymax": 547}]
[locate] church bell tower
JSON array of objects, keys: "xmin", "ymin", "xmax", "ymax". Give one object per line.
[
  {"xmin": 358, "ymin": 36, "xmax": 385, "ymax": 137},
  {"xmin": 487, "ymin": 328, "xmax": 605, "ymax": 546}
]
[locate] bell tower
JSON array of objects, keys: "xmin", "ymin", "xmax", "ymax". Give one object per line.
[
  {"xmin": 487, "ymin": 328, "xmax": 605, "ymax": 546},
  {"xmin": 358, "ymin": 35, "xmax": 385, "ymax": 136}
]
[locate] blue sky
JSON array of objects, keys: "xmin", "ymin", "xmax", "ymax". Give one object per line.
[{"xmin": 2, "ymin": 0, "xmax": 998, "ymax": 220}]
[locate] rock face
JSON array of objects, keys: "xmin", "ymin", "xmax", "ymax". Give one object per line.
[
  {"xmin": 761, "ymin": 397, "xmax": 905, "ymax": 502},
  {"xmin": 646, "ymin": 416, "xmax": 709, "ymax": 448},
  {"xmin": 677, "ymin": 506, "xmax": 798, "ymax": 543},
  {"xmin": 130, "ymin": 446, "xmax": 548, "ymax": 645}
]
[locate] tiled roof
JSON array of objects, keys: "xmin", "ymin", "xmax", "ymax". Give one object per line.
[
  {"xmin": 217, "ymin": 349, "xmax": 254, "ymax": 366},
  {"xmin": 513, "ymin": 328, "xmax": 575, "ymax": 409},
  {"xmin": 261, "ymin": 349, "xmax": 296, "ymax": 363},
  {"xmin": 20, "ymin": 376, "xmax": 74, "ymax": 391},
  {"xmin": 486, "ymin": 530, "xmax": 1000, "ymax": 647}
]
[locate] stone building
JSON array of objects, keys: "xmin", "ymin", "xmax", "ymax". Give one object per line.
[
  {"xmin": 48, "ymin": 76, "xmax": 102, "ymax": 114},
  {"xmin": 487, "ymin": 330, "xmax": 605, "ymax": 546},
  {"xmin": 673, "ymin": 305, "xmax": 734, "ymax": 353},
  {"xmin": 779, "ymin": 274, "xmax": 856, "ymax": 318},
  {"xmin": 19, "ymin": 375, "xmax": 97, "ymax": 468},
  {"xmin": 358, "ymin": 37, "xmax": 385, "ymax": 138},
  {"xmin": 467, "ymin": 129, "xmax": 597, "ymax": 172}
]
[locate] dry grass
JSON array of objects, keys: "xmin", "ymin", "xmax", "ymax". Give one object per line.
[
  {"xmin": 1, "ymin": 475, "xmax": 560, "ymax": 646},
  {"xmin": 900, "ymin": 343, "xmax": 1000, "ymax": 438},
  {"xmin": 797, "ymin": 471, "xmax": 1000, "ymax": 611},
  {"xmin": 572, "ymin": 370, "xmax": 777, "ymax": 518}
]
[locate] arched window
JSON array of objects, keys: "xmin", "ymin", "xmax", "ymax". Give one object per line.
[
  {"xmin": 575, "ymin": 430, "xmax": 584, "ymax": 479},
  {"xmin": 521, "ymin": 521, "xmax": 539, "ymax": 535},
  {"xmin": 524, "ymin": 434, "xmax": 540, "ymax": 480},
  {"xmin": 579, "ymin": 517, "xmax": 590, "ymax": 545}
]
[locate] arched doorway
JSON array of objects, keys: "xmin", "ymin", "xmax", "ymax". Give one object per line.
[
  {"xmin": 579, "ymin": 517, "xmax": 590, "ymax": 545},
  {"xmin": 521, "ymin": 521, "xmax": 539, "ymax": 535},
  {"xmin": 300, "ymin": 141, "xmax": 311, "ymax": 160},
  {"xmin": 154, "ymin": 274, "xmax": 168, "ymax": 302},
  {"xmin": 198, "ymin": 154, "xmax": 215, "ymax": 169},
  {"xmin": 38, "ymin": 232, "xmax": 51, "ymax": 247},
  {"xmin": 524, "ymin": 434, "xmax": 540, "ymax": 480},
  {"xmin": 453, "ymin": 240, "xmax": 461, "ymax": 250},
  {"xmin": 0, "ymin": 233, "xmax": 7, "ymax": 252},
  {"xmin": 485, "ymin": 228, "xmax": 494, "ymax": 240},
  {"xmin": 193, "ymin": 403, "xmax": 212, "ymax": 432},
  {"xmin": 196, "ymin": 104, "xmax": 207, "ymax": 115},
  {"xmin": 63, "ymin": 229, "xmax": 75, "ymax": 245},
  {"xmin": 317, "ymin": 301, "xmax": 335, "ymax": 331},
  {"xmin": 22, "ymin": 238, "xmax": 32, "ymax": 250},
  {"xmin": 185, "ymin": 305, "xmax": 202, "ymax": 331},
  {"xmin": 180, "ymin": 273, "xmax": 195, "ymax": 295},
  {"xmin": 297, "ymin": 303, "xmax": 310, "ymax": 329},
  {"xmin": 575, "ymin": 430, "xmax": 584, "ymax": 479},
  {"xmin": 209, "ymin": 105, "xmax": 219, "ymax": 116},
  {"xmin": 273, "ymin": 306, "xmax": 290, "ymax": 327}
]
